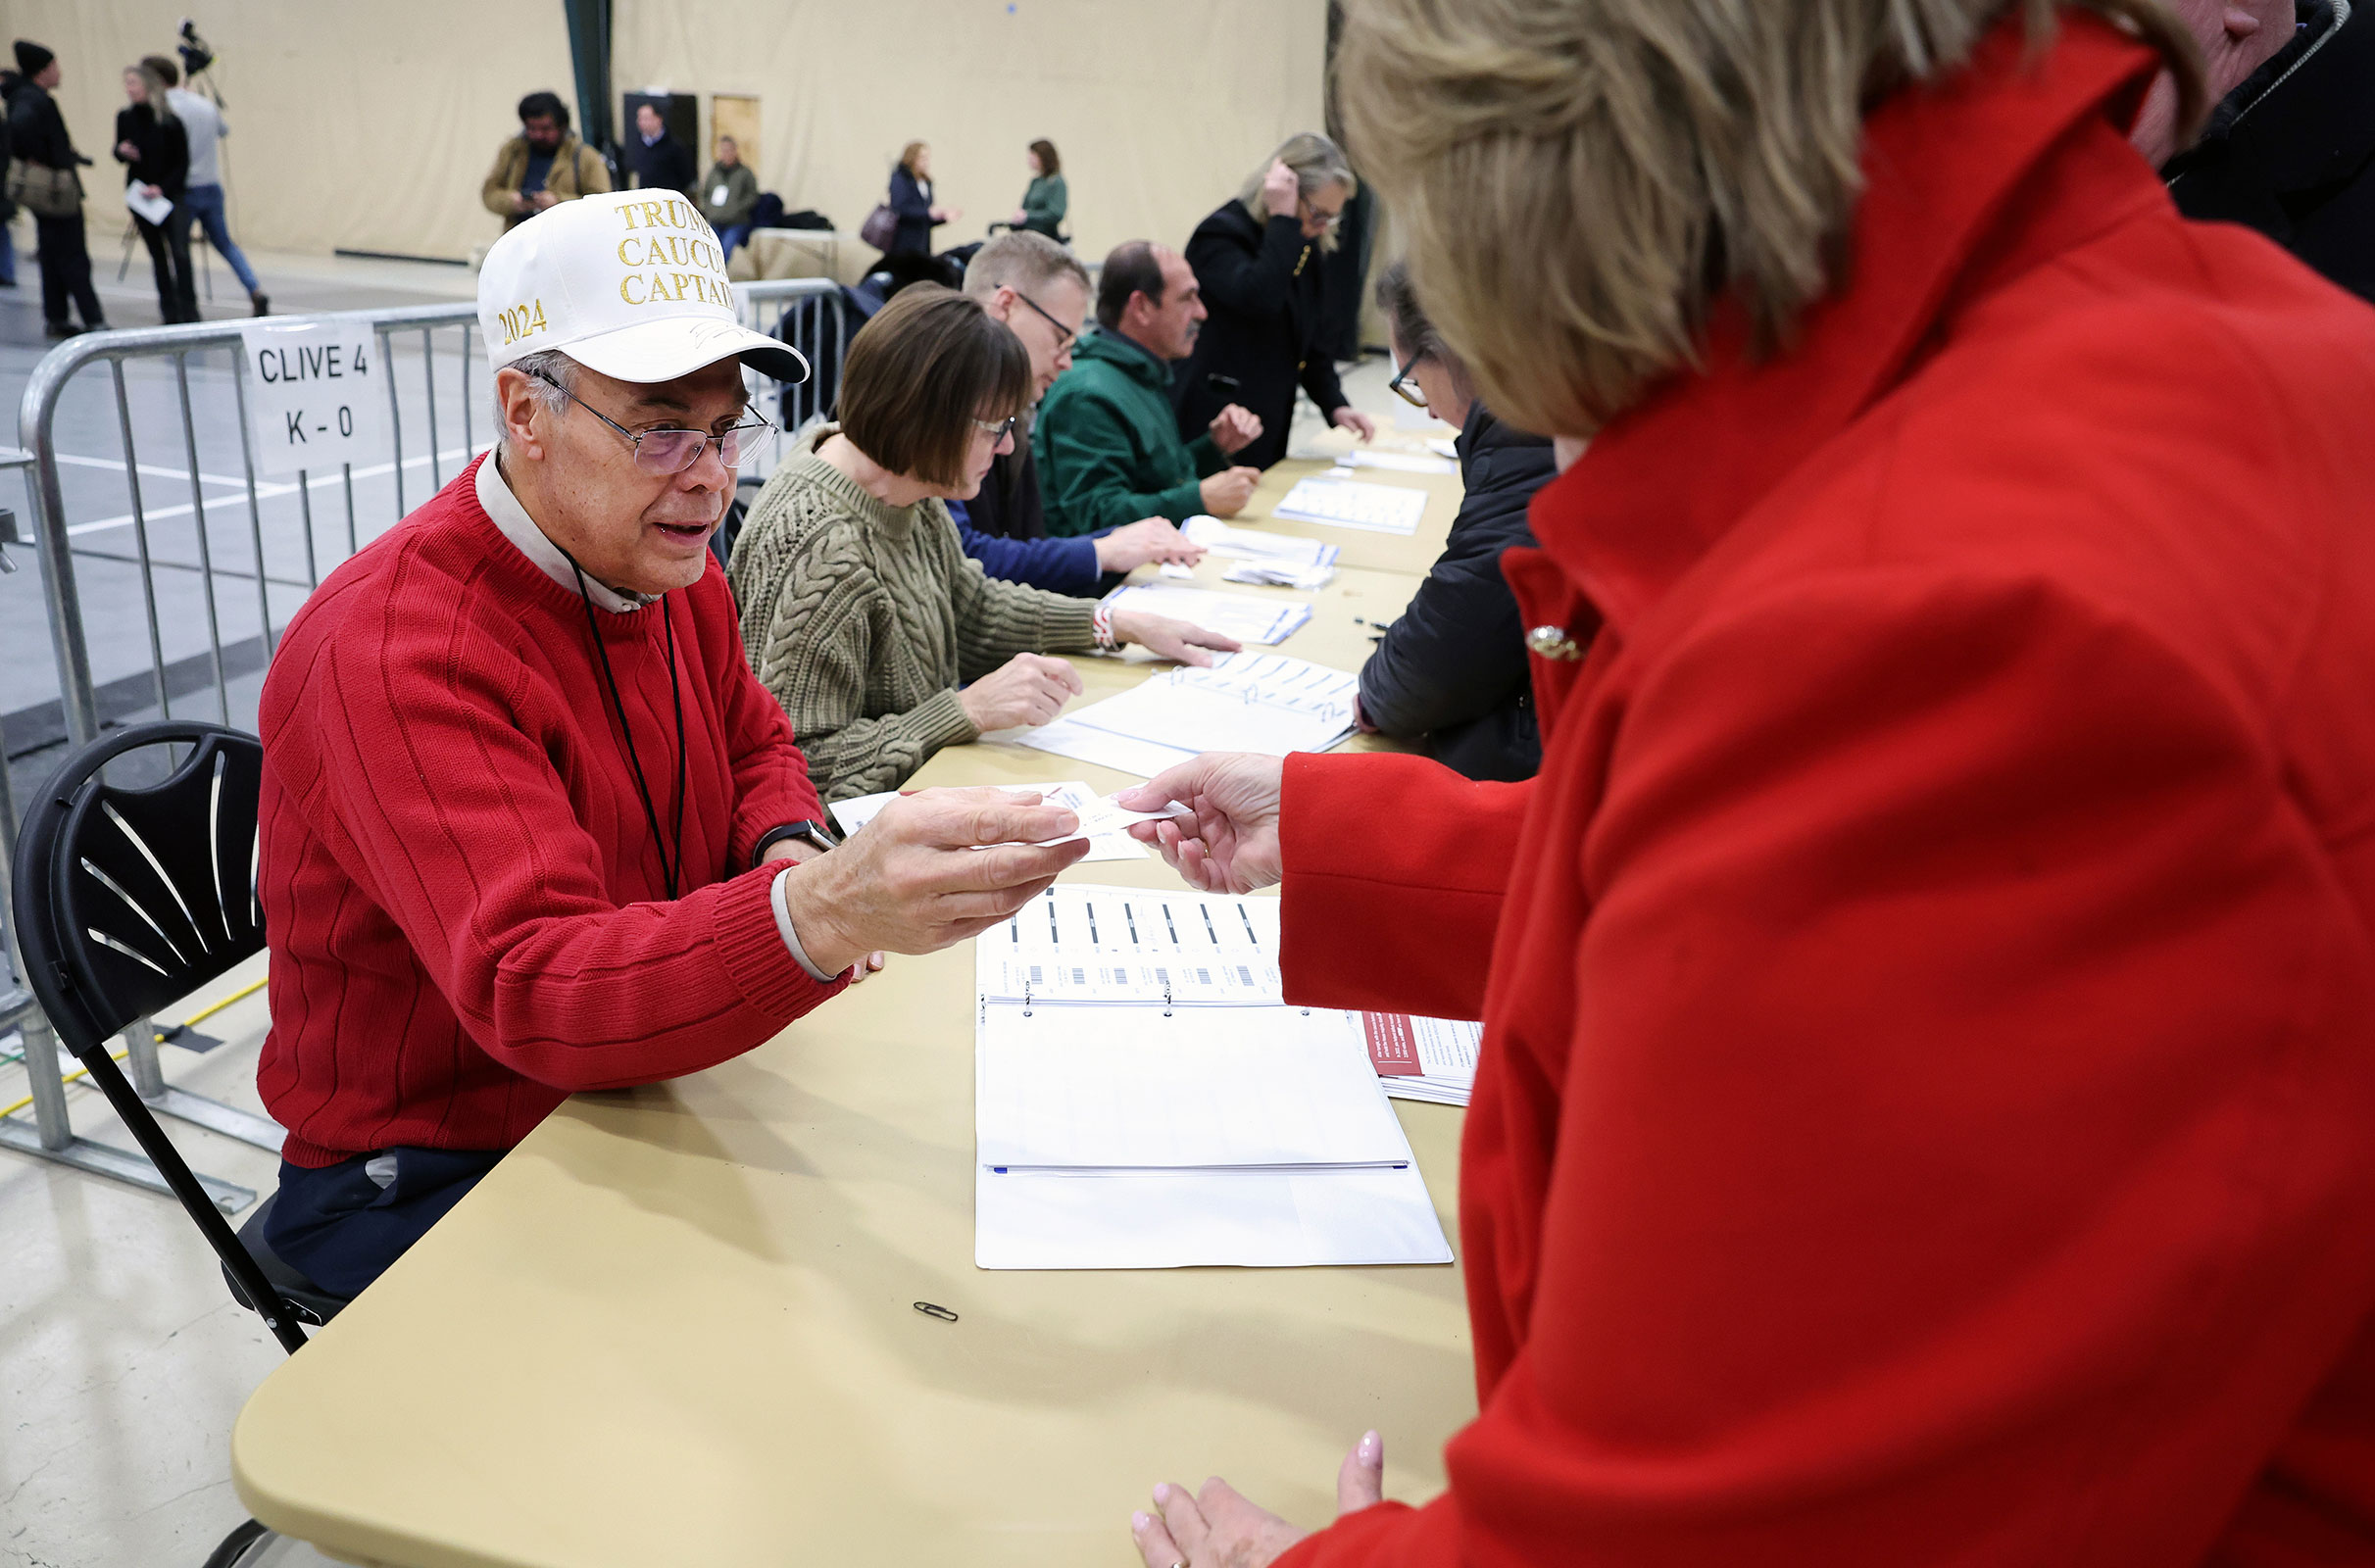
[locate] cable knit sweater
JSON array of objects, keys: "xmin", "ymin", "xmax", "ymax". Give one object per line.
[{"xmin": 728, "ymin": 427, "xmax": 1099, "ymax": 801}]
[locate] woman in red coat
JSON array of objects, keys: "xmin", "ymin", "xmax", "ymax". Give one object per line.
[{"xmin": 1117, "ymin": 0, "xmax": 2375, "ymax": 1563}]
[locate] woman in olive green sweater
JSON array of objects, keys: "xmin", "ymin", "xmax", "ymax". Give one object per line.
[
  {"xmin": 1012, "ymin": 139, "xmax": 1067, "ymax": 240},
  {"xmin": 728, "ymin": 284, "xmax": 1234, "ymax": 803}
]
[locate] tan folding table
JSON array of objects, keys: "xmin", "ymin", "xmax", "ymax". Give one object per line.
[{"xmin": 233, "ymin": 447, "xmax": 1484, "ymax": 1567}]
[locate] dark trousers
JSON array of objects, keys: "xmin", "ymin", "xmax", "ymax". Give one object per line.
[
  {"xmin": 264, "ymin": 1145, "xmax": 506, "ymax": 1298},
  {"xmin": 135, "ymin": 208, "xmax": 198, "ymax": 322},
  {"xmin": 33, "ymin": 211, "xmax": 104, "ymax": 329}
]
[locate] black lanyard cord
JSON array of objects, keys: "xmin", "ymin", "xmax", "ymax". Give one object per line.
[{"xmin": 563, "ymin": 554, "xmax": 688, "ymax": 901}]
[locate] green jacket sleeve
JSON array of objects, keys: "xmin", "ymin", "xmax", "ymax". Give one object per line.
[
  {"xmin": 1021, "ymin": 174, "xmax": 1066, "ymax": 227},
  {"xmin": 1188, "ymin": 432, "xmax": 1228, "ymax": 479},
  {"xmin": 1036, "ymin": 391, "xmax": 1208, "ymax": 535}
]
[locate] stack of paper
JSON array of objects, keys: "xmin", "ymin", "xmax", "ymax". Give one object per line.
[
  {"xmin": 1359, "ymin": 1013, "xmax": 1482, "ymax": 1106},
  {"xmin": 1020, "ymin": 651, "xmax": 1357, "ymax": 779},
  {"xmin": 975, "ymin": 885, "xmax": 1453, "ymax": 1269},
  {"xmin": 829, "ymin": 779, "xmax": 1149, "ymax": 861},
  {"xmin": 1179, "ymin": 515, "xmax": 1342, "ymax": 590},
  {"xmin": 1272, "ymin": 476, "xmax": 1428, "ymax": 535},
  {"xmin": 1103, "ymin": 583, "xmax": 1311, "ymax": 645}
]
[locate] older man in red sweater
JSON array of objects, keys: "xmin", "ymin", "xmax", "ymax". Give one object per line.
[{"xmin": 256, "ymin": 191, "xmax": 1089, "ymax": 1296}]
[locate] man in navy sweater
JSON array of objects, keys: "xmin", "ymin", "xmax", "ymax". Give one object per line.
[{"xmin": 954, "ymin": 232, "xmax": 1202, "ymax": 595}]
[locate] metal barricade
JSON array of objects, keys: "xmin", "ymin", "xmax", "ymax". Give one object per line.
[{"xmin": 2, "ymin": 277, "xmax": 841, "ymax": 1205}]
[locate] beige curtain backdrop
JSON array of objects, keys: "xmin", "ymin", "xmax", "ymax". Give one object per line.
[
  {"xmin": 7, "ymin": 0, "xmax": 573, "ymax": 264},
  {"xmin": 7, "ymin": 0, "xmax": 1327, "ymax": 270}
]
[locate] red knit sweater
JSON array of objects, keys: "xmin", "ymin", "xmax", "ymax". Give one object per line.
[{"xmin": 256, "ymin": 455, "xmax": 839, "ymax": 1168}]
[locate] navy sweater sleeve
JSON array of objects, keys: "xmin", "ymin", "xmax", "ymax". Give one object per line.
[{"xmin": 954, "ymin": 513, "xmax": 1102, "ymax": 597}]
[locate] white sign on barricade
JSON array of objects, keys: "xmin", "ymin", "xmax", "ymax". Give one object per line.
[{"xmin": 240, "ymin": 318, "xmax": 388, "ymax": 477}]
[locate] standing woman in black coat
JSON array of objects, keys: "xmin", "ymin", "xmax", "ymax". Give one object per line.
[
  {"xmin": 113, "ymin": 59, "xmax": 195, "ymax": 323},
  {"xmin": 1173, "ymin": 132, "xmax": 1377, "ymax": 470},
  {"xmin": 1353, "ymin": 262, "xmax": 1564, "ymax": 782},
  {"xmin": 887, "ymin": 141, "xmax": 959, "ymax": 258}
]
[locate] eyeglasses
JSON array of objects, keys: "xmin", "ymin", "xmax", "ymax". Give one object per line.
[
  {"xmin": 1387, "ymin": 353, "xmax": 1428, "ymax": 410},
  {"xmin": 1010, "ymin": 289, "xmax": 1075, "ymax": 350},
  {"xmin": 1299, "ymin": 197, "xmax": 1346, "ymax": 231},
  {"xmin": 973, "ymin": 414, "xmax": 1020, "ymax": 443},
  {"xmin": 531, "ymin": 368, "xmax": 774, "ymax": 474}
]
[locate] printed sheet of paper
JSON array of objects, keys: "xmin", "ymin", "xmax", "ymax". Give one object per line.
[
  {"xmin": 828, "ymin": 780, "xmax": 1148, "ymax": 861},
  {"xmin": 1103, "ymin": 583, "xmax": 1311, "ymax": 646},
  {"xmin": 979, "ymin": 884, "xmax": 1283, "ymax": 1005},
  {"xmin": 1017, "ymin": 652, "xmax": 1355, "ymax": 778},
  {"xmin": 1181, "ymin": 514, "xmax": 1341, "ymax": 569},
  {"xmin": 1271, "ymin": 477, "xmax": 1428, "ymax": 536}
]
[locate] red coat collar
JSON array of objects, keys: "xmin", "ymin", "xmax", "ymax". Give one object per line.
[{"xmin": 1536, "ymin": 17, "xmax": 2166, "ymax": 633}]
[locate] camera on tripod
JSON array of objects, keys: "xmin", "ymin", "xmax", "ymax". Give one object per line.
[{"xmin": 175, "ymin": 18, "xmax": 223, "ymax": 105}]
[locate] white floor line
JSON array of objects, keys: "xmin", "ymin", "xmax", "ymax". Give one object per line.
[
  {"xmin": 52, "ymin": 452, "xmax": 254, "ymax": 487},
  {"xmin": 63, "ymin": 443, "xmax": 494, "ymax": 538}
]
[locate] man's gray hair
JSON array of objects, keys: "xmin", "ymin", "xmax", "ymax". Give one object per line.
[
  {"xmin": 963, "ymin": 230, "xmax": 1090, "ymax": 303},
  {"xmin": 499, "ymin": 348, "xmax": 580, "ymax": 448}
]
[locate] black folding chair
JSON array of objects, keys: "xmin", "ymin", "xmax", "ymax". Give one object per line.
[
  {"xmin": 11, "ymin": 720, "xmax": 350, "ymax": 1349},
  {"xmin": 12, "ymin": 722, "xmax": 351, "ymax": 1564}
]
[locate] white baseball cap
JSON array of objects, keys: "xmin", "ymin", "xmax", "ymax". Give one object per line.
[{"xmin": 478, "ymin": 190, "xmax": 809, "ymax": 385}]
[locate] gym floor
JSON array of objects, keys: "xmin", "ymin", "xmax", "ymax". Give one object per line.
[{"xmin": 0, "ymin": 219, "xmax": 1410, "ymax": 1566}]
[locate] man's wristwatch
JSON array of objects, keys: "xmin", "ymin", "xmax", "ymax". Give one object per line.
[{"xmin": 753, "ymin": 819, "xmax": 840, "ymax": 868}]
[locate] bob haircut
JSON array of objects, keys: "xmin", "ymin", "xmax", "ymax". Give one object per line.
[
  {"xmin": 837, "ymin": 284, "xmax": 1032, "ymax": 489},
  {"xmin": 1029, "ymin": 138, "xmax": 1062, "ymax": 175},
  {"xmin": 899, "ymin": 140, "xmax": 928, "ymax": 173},
  {"xmin": 1335, "ymin": 0, "xmax": 2202, "ymax": 437},
  {"xmin": 1236, "ymin": 131, "xmax": 1357, "ymax": 253}
]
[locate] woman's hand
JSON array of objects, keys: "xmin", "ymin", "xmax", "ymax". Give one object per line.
[
  {"xmin": 1011, "ymin": 207, "xmax": 1029, "ymax": 224},
  {"xmin": 1112, "ymin": 611, "xmax": 1241, "ymax": 667},
  {"xmin": 117, "ymin": 139, "xmax": 140, "ymax": 161},
  {"xmin": 1263, "ymin": 159, "xmax": 1301, "ymax": 220},
  {"xmin": 929, "ymin": 204, "xmax": 961, "ymax": 222},
  {"xmin": 1331, "ymin": 407, "xmax": 1378, "ymax": 442},
  {"xmin": 774, "ymin": 788, "xmax": 1091, "ymax": 975},
  {"xmin": 1128, "ymin": 1431, "xmax": 1385, "ymax": 1568},
  {"xmin": 959, "ymin": 652, "xmax": 1084, "ymax": 731},
  {"xmin": 1116, "ymin": 753, "xmax": 1285, "ymax": 894},
  {"xmin": 1095, "ymin": 518, "xmax": 1206, "ymax": 573}
]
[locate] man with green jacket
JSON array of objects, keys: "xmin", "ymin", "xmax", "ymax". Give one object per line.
[{"xmin": 1035, "ymin": 241, "xmax": 1264, "ymax": 536}]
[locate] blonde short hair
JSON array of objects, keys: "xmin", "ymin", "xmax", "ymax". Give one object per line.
[
  {"xmin": 1237, "ymin": 132, "xmax": 1358, "ymax": 254},
  {"xmin": 1335, "ymin": 0, "xmax": 2202, "ymax": 435}
]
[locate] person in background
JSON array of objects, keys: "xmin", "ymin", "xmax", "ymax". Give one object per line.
[
  {"xmin": 1035, "ymin": 242, "xmax": 1264, "ymax": 536},
  {"xmin": 1353, "ymin": 262, "xmax": 1557, "ymax": 782},
  {"xmin": 955, "ymin": 230, "xmax": 1203, "ymax": 595},
  {"xmin": 1011, "ymin": 138, "xmax": 1066, "ymax": 240},
  {"xmin": 480, "ymin": 91, "xmax": 609, "ymax": 231},
  {"xmin": 628, "ymin": 102, "xmax": 696, "ymax": 199},
  {"xmin": 2158, "ymin": 0, "xmax": 2373, "ymax": 303},
  {"xmin": 0, "ymin": 63, "xmax": 16, "ymax": 289},
  {"xmin": 1116, "ymin": 0, "xmax": 2375, "ymax": 1560},
  {"xmin": 888, "ymin": 141, "xmax": 958, "ymax": 257},
  {"xmin": 146, "ymin": 56, "xmax": 266, "ymax": 317},
  {"xmin": 1172, "ymin": 133, "xmax": 1377, "ymax": 472},
  {"xmin": 727, "ymin": 284, "xmax": 1238, "ymax": 803},
  {"xmin": 700, "ymin": 134, "xmax": 760, "ymax": 265},
  {"xmin": 8, "ymin": 41, "xmax": 105, "ymax": 337},
  {"xmin": 114, "ymin": 59, "xmax": 195, "ymax": 324}
]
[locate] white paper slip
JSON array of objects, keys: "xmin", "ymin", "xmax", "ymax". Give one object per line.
[
  {"xmin": 1272, "ymin": 477, "xmax": 1428, "ymax": 535},
  {"xmin": 1158, "ymin": 562, "xmax": 1197, "ymax": 579},
  {"xmin": 827, "ymin": 781, "xmax": 1149, "ymax": 861},
  {"xmin": 975, "ymin": 1161, "xmax": 1451, "ymax": 1269},
  {"xmin": 976, "ymin": 1003, "xmax": 1413, "ymax": 1170},
  {"xmin": 124, "ymin": 181, "xmax": 175, "ymax": 225},
  {"xmin": 1103, "ymin": 583, "xmax": 1311, "ymax": 646},
  {"xmin": 1181, "ymin": 514, "xmax": 1342, "ymax": 570},
  {"xmin": 1425, "ymin": 437, "xmax": 1460, "ymax": 459},
  {"xmin": 1340, "ymin": 449, "xmax": 1457, "ymax": 476}
]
